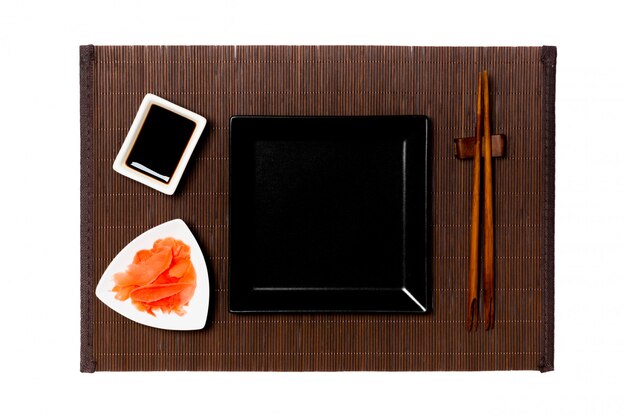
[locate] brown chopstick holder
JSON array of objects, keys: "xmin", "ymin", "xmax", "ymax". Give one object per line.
[{"xmin": 454, "ymin": 134, "xmax": 506, "ymax": 159}]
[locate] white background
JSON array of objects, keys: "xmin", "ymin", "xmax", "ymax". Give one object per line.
[{"xmin": 1, "ymin": 0, "xmax": 624, "ymax": 415}]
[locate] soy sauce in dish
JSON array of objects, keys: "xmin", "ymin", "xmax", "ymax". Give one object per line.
[{"xmin": 125, "ymin": 104, "xmax": 197, "ymax": 183}]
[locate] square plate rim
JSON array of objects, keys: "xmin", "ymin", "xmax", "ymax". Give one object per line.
[{"xmin": 228, "ymin": 115, "xmax": 429, "ymax": 313}]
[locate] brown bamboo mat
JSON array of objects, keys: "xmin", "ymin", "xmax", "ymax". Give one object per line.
[{"xmin": 80, "ymin": 45, "xmax": 555, "ymax": 372}]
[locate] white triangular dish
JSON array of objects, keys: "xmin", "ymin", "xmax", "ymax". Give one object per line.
[{"xmin": 95, "ymin": 219, "xmax": 209, "ymax": 330}]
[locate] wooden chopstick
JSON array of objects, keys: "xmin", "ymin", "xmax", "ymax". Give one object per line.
[
  {"xmin": 467, "ymin": 73, "xmax": 482, "ymax": 331},
  {"xmin": 467, "ymin": 70, "xmax": 496, "ymax": 332},
  {"xmin": 482, "ymin": 70, "xmax": 495, "ymax": 331}
]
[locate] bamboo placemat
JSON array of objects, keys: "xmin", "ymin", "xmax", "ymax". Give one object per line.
[{"xmin": 80, "ymin": 45, "xmax": 555, "ymax": 372}]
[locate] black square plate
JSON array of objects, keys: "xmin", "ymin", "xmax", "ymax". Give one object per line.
[{"xmin": 229, "ymin": 116, "xmax": 429, "ymax": 312}]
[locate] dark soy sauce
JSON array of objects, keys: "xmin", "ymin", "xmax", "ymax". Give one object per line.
[{"xmin": 125, "ymin": 104, "xmax": 197, "ymax": 183}]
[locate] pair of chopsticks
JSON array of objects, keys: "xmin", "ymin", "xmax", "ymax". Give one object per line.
[{"xmin": 467, "ymin": 71, "xmax": 495, "ymax": 331}]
